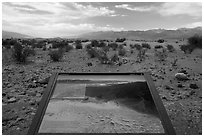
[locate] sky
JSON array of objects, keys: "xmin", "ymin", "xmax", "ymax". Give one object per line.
[{"xmin": 2, "ymin": 2, "xmax": 202, "ymax": 38}]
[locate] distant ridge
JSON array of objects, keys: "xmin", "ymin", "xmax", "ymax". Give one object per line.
[
  {"xmin": 2, "ymin": 30, "xmax": 32, "ymax": 39},
  {"xmin": 77, "ymin": 27, "xmax": 202, "ymax": 40}
]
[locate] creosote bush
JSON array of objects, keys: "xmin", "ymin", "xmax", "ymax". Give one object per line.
[
  {"xmin": 118, "ymin": 47, "xmax": 126, "ymax": 56},
  {"xmin": 49, "ymin": 48, "xmax": 64, "ymax": 62},
  {"xmin": 187, "ymin": 34, "xmax": 202, "ymax": 49},
  {"xmin": 130, "ymin": 43, "xmax": 141, "ymax": 50},
  {"xmin": 154, "ymin": 45, "xmax": 163, "ymax": 49},
  {"xmin": 110, "ymin": 53, "xmax": 119, "ymax": 63},
  {"xmin": 166, "ymin": 44, "xmax": 175, "ymax": 52},
  {"xmin": 108, "ymin": 43, "xmax": 118, "ymax": 50},
  {"xmin": 142, "ymin": 43, "xmax": 151, "ymax": 49},
  {"xmin": 136, "ymin": 48, "xmax": 146, "ymax": 62},
  {"xmin": 157, "ymin": 39, "xmax": 165, "ymax": 43},
  {"xmin": 75, "ymin": 40, "xmax": 82, "ymax": 49},
  {"xmin": 180, "ymin": 35, "xmax": 202, "ymax": 54},
  {"xmin": 86, "ymin": 46, "xmax": 97, "ymax": 58},
  {"xmin": 180, "ymin": 45, "xmax": 192, "ymax": 54},
  {"xmin": 115, "ymin": 38, "xmax": 126, "ymax": 42},
  {"xmin": 65, "ymin": 44, "xmax": 73, "ymax": 52},
  {"xmin": 12, "ymin": 42, "xmax": 35, "ymax": 63},
  {"xmin": 155, "ymin": 48, "xmax": 168, "ymax": 61}
]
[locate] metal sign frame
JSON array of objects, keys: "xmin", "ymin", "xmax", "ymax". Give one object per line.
[{"xmin": 28, "ymin": 72, "xmax": 176, "ymax": 135}]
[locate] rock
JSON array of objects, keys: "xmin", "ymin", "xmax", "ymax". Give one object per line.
[
  {"xmin": 164, "ymin": 85, "xmax": 173, "ymax": 90},
  {"xmin": 38, "ymin": 77, "xmax": 50, "ymax": 84},
  {"xmin": 36, "ymin": 93, "xmax": 42, "ymax": 97},
  {"xmin": 175, "ymin": 73, "xmax": 189, "ymax": 81},
  {"xmin": 110, "ymin": 121, "xmax": 115, "ymax": 125},
  {"xmin": 27, "ymin": 83, "xmax": 37, "ymax": 88},
  {"xmin": 26, "ymin": 90, "xmax": 37, "ymax": 96},
  {"xmin": 189, "ymin": 83, "xmax": 199, "ymax": 89},
  {"xmin": 2, "ymin": 92, "xmax": 6, "ymax": 96},
  {"xmin": 87, "ymin": 62, "xmax": 92, "ymax": 66},
  {"xmin": 29, "ymin": 100, "xmax": 36, "ymax": 106},
  {"xmin": 8, "ymin": 97, "xmax": 17, "ymax": 103},
  {"xmin": 161, "ymin": 96, "xmax": 167, "ymax": 100},
  {"xmin": 19, "ymin": 70, "xmax": 24, "ymax": 73},
  {"xmin": 2, "ymin": 114, "xmax": 18, "ymax": 122},
  {"xmin": 178, "ymin": 69, "xmax": 188, "ymax": 74},
  {"xmin": 177, "ymin": 83, "xmax": 184, "ymax": 88},
  {"xmin": 171, "ymin": 90, "xmax": 176, "ymax": 94},
  {"xmin": 31, "ymin": 112, "xmax": 35, "ymax": 115}
]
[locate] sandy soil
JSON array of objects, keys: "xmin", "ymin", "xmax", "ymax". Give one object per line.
[
  {"xmin": 39, "ymin": 99, "xmax": 164, "ymax": 134},
  {"xmin": 2, "ymin": 40, "xmax": 202, "ymax": 134}
]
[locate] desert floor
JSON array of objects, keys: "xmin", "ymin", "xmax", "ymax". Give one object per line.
[{"xmin": 2, "ymin": 40, "xmax": 202, "ymax": 134}]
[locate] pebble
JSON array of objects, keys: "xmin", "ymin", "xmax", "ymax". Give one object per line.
[
  {"xmin": 175, "ymin": 73, "xmax": 188, "ymax": 81},
  {"xmin": 110, "ymin": 121, "xmax": 115, "ymax": 125},
  {"xmin": 189, "ymin": 83, "xmax": 199, "ymax": 89},
  {"xmin": 26, "ymin": 90, "xmax": 37, "ymax": 96},
  {"xmin": 31, "ymin": 112, "xmax": 35, "ymax": 115},
  {"xmin": 165, "ymin": 85, "xmax": 173, "ymax": 90},
  {"xmin": 122, "ymin": 119, "xmax": 130, "ymax": 122},
  {"xmin": 8, "ymin": 97, "xmax": 17, "ymax": 103},
  {"xmin": 177, "ymin": 83, "xmax": 184, "ymax": 88}
]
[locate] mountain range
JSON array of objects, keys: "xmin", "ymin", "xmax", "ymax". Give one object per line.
[
  {"xmin": 77, "ymin": 27, "xmax": 202, "ymax": 40},
  {"xmin": 2, "ymin": 27, "xmax": 202, "ymax": 40},
  {"xmin": 2, "ymin": 31, "xmax": 32, "ymax": 39}
]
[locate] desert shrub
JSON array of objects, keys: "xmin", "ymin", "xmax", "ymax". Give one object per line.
[
  {"xmin": 157, "ymin": 39, "xmax": 165, "ymax": 43},
  {"xmin": 65, "ymin": 44, "xmax": 73, "ymax": 52},
  {"xmin": 180, "ymin": 45, "xmax": 193, "ymax": 54},
  {"xmin": 75, "ymin": 40, "xmax": 82, "ymax": 49},
  {"xmin": 166, "ymin": 44, "xmax": 175, "ymax": 52},
  {"xmin": 95, "ymin": 49, "xmax": 110, "ymax": 64},
  {"xmin": 42, "ymin": 46, "xmax": 46, "ymax": 51},
  {"xmin": 98, "ymin": 41, "xmax": 106, "ymax": 48},
  {"xmin": 110, "ymin": 53, "xmax": 119, "ymax": 63},
  {"xmin": 10, "ymin": 39, "xmax": 18, "ymax": 45},
  {"xmin": 12, "ymin": 43, "xmax": 35, "ymax": 63},
  {"xmin": 102, "ymin": 46, "xmax": 109, "ymax": 53},
  {"xmin": 154, "ymin": 45, "xmax": 163, "ymax": 49},
  {"xmin": 91, "ymin": 40, "xmax": 99, "ymax": 47},
  {"xmin": 108, "ymin": 43, "xmax": 118, "ymax": 50},
  {"xmin": 136, "ymin": 48, "xmax": 146, "ymax": 62},
  {"xmin": 187, "ymin": 34, "xmax": 202, "ymax": 49},
  {"xmin": 134, "ymin": 44, "xmax": 142, "ymax": 50},
  {"xmin": 99, "ymin": 53, "xmax": 110, "ymax": 64},
  {"xmin": 81, "ymin": 39, "xmax": 89, "ymax": 43},
  {"xmin": 116, "ymin": 38, "xmax": 126, "ymax": 42},
  {"xmin": 87, "ymin": 47, "xmax": 97, "ymax": 58},
  {"xmin": 86, "ymin": 44, "xmax": 92, "ymax": 49},
  {"xmin": 142, "ymin": 43, "xmax": 151, "ymax": 49},
  {"xmin": 171, "ymin": 58, "xmax": 178, "ymax": 66},
  {"xmin": 49, "ymin": 49, "xmax": 64, "ymax": 61},
  {"xmin": 52, "ymin": 41, "xmax": 67, "ymax": 49},
  {"xmin": 118, "ymin": 44, "xmax": 124, "ymax": 49},
  {"xmin": 118, "ymin": 48, "xmax": 126, "ymax": 56},
  {"xmin": 155, "ymin": 48, "xmax": 168, "ymax": 61}
]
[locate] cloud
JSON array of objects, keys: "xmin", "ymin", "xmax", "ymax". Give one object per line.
[
  {"xmin": 4, "ymin": 2, "xmax": 54, "ymax": 15},
  {"xmin": 4, "ymin": 2, "xmax": 36, "ymax": 10},
  {"xmin": 3, "ymin": 21, "xmax": 124, "ymax": 38},
  {"xmin": 115, "ymin": 4, "xmax": 154, "ymax": 12},
  {"xmin": 158, "ymin": 2, "xmax": 202, "ymax": 18},
  {"xmin": 115, "ymin": 2, "xmax": 202, "ymax": 18},
  {"xmin": 59, "ymin": 2, "xmax": 116, "ymax": 18},
  {"xmin": 182, "ymin": 22, "xmax": 202, "ymax": 28}
]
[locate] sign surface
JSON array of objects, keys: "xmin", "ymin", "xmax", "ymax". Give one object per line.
[{"xmin": 28, "ymin": 73, "xmax": 175, "ymax": 135}]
